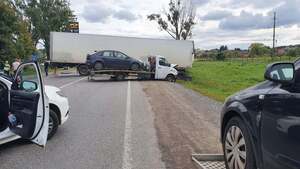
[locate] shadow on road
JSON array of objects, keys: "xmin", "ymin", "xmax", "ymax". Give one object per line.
[{"xmin": 0, "ymin": 139, "xmax": 31, "ymax": 152}]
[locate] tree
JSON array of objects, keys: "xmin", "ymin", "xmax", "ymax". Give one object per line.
[
  {"xmin": 15, "ymin": 0, "xmax": 75, "ymax": 59},
  {"xmin": 249, "ymin": 43, "xmax": 271, "ymax": 57},
  {"xmin": 219, "ymin": 45, "xmax": 228, "ymax": 52},
  {"xmin": 216, "ymin": 46, "xmax": 227, "ymax": 60},
  {"xmin": 147, "ymin": 0, "xmax": 196, "ymax": 40},
  {"xmin": 0, "ymin": 0, "xmax": 34, "ymax": 63},
  {"xmin": 287, "ymin": 47, "xmax": 300, "ymax": 58}
]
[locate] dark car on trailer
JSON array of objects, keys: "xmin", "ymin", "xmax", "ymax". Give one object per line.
[
  {"xmin": 86, "ymin": 50, "xmax": 145, "ymax": 71},
  {"xmin": 220, "ymin": 59, "xmax": 300, "ymax": 169}
]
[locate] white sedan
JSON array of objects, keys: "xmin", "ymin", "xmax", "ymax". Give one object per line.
[{"xmin": 0, "ymin": 62, "xmax": 69, "ymax": 146}]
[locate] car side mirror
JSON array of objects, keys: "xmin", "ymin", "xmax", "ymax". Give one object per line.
[
  {"xmin": 21, "ymin": 80, "xmax": 38, "ymax": 91},
  {"xmin": 264, "ymin": 62, "xmax": 295, "ymax": 84}
]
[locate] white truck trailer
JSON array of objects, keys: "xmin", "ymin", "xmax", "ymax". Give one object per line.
[{"xmin": 50, "ymin": 32, "xmax": 194, "ymax": 75}]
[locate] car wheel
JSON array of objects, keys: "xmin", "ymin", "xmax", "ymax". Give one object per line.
[
  {"xmin": 223, "ymin": 117, "xmax": 256, "ymax": 169},
  {"xmin": 166, "ymin": 74, "xmax": 176, "ymax": 82},
  {"xmin": 48, "ymin": 109, "xmax": 59, "ymax": 140},
  {"xmin": 130, "ymin": 63, "xmax": 140, "ymax": 71},
  {"xmin": 94, "ymin": 62, "xmax": 104, "ymax": 70}
]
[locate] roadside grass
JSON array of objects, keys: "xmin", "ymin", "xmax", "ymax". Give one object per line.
[{"xmin": 179, "ymin": 56, "xmax": 297, "ymax": 102}]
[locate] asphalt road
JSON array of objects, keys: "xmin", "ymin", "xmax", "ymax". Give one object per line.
[{"xmin": 0, "ymin": 75, "xmax": 165, "ymax": 169}]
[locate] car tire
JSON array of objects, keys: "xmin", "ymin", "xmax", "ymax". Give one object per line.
[
  {"xmin": 166, "ymin": 74, "xmax": 176, "ymax": 82},
  {"xmin": 48, "ymin": 109, "xmax": 59, "ymax": 140},
  {"xmin": 130, "ymin": 63, "xmax": 140, "ymax": 71},
  {"xmin": 222, "ymin": 117, "xmax": 256, "ymax": 169},
  {"xmin": 94, "ymin": 62, "xmax": 104, "ymax": 70}
]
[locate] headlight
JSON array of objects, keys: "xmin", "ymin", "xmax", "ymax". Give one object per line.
[{"xmin": 56, "ymin": 90, "xmax": 66, "ymax": 97}]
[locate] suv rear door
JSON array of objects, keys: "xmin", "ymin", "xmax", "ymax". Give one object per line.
[{"xmin": 9, "ymin": 62, "xmax": 49, "ymax": 146}]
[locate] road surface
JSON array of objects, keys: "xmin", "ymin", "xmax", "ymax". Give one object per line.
[{"xmin": 0, "ymin": 75, "xmax": 222, "ymax": 169}]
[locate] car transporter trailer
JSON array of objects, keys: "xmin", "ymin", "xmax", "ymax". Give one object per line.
[{"xmin": 87, "ymin": 69, "xmax": 176, "ymax": 82}]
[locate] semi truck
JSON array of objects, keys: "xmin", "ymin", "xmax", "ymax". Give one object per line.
[{"xmin": 50, "ymin": 32, "xmax": 194, "ymax": 75}]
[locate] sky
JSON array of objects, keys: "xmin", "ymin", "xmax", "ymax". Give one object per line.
[{"xmin": 69, "ymin": 0, "xmax": 300, "ymax": 50}]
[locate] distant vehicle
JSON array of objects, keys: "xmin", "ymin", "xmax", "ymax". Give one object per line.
[
  {"xmin": 220, "ymin": 60, "xmax": 300, "ymax": 169},
  {"xmin": 88, "ymin": 55, "xmax": 178, "ymax": 82},
  {"xmin": 50, "ymin": 32, "xmax": 194, "ymax": 75},
  {"xmin": 86, "ymin": 50, "xmax": 145, "ymax": 71},
  {"xmin": 0, "ymin": 62, "xmax": 70, "ymax": 146}
]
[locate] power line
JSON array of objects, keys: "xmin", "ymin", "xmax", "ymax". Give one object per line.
[{"xmin": 272, "ymin": 12, "xmax": 276, "ymax": 57}]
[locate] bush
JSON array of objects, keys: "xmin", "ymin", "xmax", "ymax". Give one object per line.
[
  {"xmin": 216, "ymin": 52, "xmax": 225, "ymax": 60},
  {"xmin": 287, "ymin": 48, "xmax": 300, "ymax": 58}
]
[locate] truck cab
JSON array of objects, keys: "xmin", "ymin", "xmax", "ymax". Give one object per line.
[{"xmin": 152, "ymin": 55, "xmax": 178, "ymax": 81}]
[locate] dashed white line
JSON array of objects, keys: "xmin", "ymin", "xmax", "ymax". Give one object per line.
[
  {"xmin": 59, "ymin": 77, "xmax": 87, "ymax": 89},
  {"xmin": 122, "ymin": 81, "xmax": 133, "ymax": 169}
]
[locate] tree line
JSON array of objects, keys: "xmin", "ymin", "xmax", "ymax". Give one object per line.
[
  {"xmin": 0, "ymin": 0, "xmax": 197, "ymax": 65},
  {"xmin": 0, "ymin": 0, "xmax": 74, "ymax": 63},
  {"xmin": 196, "ymin": 43, "xmax": 300, "ymax": 61}
]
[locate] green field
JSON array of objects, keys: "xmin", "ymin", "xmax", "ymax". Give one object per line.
[{"xmin": 180, "ymin": 57, "xmax": 297, "ymax": 102}]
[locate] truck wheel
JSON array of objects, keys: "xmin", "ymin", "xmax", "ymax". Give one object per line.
[
  {"xmin": 78, "ymin": 64, "xmax": 89, "ymax": 76},
  {"xmin": 94, "ymin": 62, "xmax": 104, "ymax": 70},
  {"xmin": 48, "ymin": 109, "xmax": 59, "ymax": 140},
  {"xmin": 166, "ymin": 74, "xmax": 176, "ymax": 82},
  {"xmin": 130, "ymin": 63, "xmax": 140, "ymax": 71}
]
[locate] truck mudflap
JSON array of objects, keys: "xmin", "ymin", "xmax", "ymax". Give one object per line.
[{"xmin": 191, "ymin": 154, "xmax": 225, "ymax": 169}]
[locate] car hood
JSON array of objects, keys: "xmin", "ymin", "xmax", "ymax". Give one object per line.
[
  {"xmin": 45, "ymin": 85, "xmax": 60, "ymax": 93},
  {"xmin": 45, "ymin": 85, "xmax": 61, "ymax": 100}
]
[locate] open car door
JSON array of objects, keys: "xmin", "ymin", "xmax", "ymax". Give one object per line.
[{"xmin": 9, "ymin": 62, "xmax": 49, "ymax": 146}]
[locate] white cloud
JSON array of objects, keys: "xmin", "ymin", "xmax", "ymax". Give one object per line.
[
  {"xmin": 219, "ymin": 11, "xmax": 272, "ymax": 30},
  {"xmin": 113, "ymin": 10, "xmax": 139, "ymax": 21},
  {"xmin": 201, "ymin": 10, "xmax": 232, "ymax": 20},
  {"xmin": 70, "ymin": 0, "xmax": 300, "ymax": 50},
  {"xmin": 81, "ymin": 5, "xmax": 113, "ymax": 23}
]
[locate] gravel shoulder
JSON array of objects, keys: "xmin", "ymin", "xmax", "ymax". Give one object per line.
[{"xmin": 141, "ymin": 81, "xmax": 223, "ymax": 169}]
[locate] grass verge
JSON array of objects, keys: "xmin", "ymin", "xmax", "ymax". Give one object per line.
[{"xmin": 179, "ymin": 57, "xmax": 296, "ymax": 102}]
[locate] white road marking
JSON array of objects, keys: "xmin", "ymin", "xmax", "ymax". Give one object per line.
[
  {"xmin": 122, "ymin": 81, "xmax": 133, "ymax": 169},
  {"xmin": 59, "ymin": 77, "xmax": 87, "ymax": 89}
]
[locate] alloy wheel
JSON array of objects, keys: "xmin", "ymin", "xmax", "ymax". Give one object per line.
[{"xmin": 225, "ymin": 126, "xmax": 247, "ymax": 169}]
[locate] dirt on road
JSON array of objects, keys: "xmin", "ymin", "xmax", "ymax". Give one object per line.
[{"xmin": 142, "ymin": 81, "xmax": 223, "ymax": 169}]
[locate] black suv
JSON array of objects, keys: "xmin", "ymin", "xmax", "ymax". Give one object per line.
[{"xmin": 221, "ymin": 60, "xmax": 300, "ymax": 169}]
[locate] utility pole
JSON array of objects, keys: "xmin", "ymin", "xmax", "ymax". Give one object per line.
[{"xmin": 272, "ymin": 12, "xmax": 276, "ymax": 58}]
